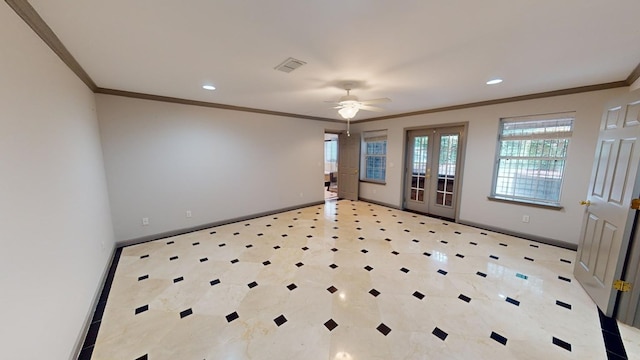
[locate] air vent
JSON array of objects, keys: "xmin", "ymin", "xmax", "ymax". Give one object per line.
[{"xmin": 274, "ymin": 57, "xmax": 306, "ymax": 73}]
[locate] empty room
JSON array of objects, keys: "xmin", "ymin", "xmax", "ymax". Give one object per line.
[{"xmin": 3, "ymin": 1, "xmax": 640, "ymax": 359}]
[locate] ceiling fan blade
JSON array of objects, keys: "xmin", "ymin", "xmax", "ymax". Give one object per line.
[
  {"xmin": 360, "ymin": 97, "xmax": 391, "ymax": 105},
  {"xmin": 359, "ymin": 105, "xmax": 385, "ymax": 112}
]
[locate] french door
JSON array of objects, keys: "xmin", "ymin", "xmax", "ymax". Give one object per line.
[{"xmin": 404, "ymin": 126, "xmax": 464, "ymax": 219}]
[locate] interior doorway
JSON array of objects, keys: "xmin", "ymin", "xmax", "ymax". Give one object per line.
[
  {"xmin": 403, "ymin": 125, "xmax": 466, "ymax": 220},
  {"xmin": 324, "ymin": 133, "xmax": 339, "ymax": 200}
]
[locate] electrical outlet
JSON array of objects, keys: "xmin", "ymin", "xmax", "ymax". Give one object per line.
[
  {"xmin": 142, "ymin": 217, "xmax": 149, "ymax": 226},
  {"xmin": 186, "ymin": 210, "xmax": 192, "ymax": 218},
  {"xmin": 522, "ymin": 215, "xmax": 530, "ymax": 223}
]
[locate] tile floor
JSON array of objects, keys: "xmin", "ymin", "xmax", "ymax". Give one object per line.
[{"xmin": 87, "ymin": 200, "xmax": 637, "ymax": 359}]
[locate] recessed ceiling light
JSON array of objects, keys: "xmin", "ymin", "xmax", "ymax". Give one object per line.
[
  {"xmin": 202, "ymin": 85, "xmax": 216, "ymax": 90},
  {"xmin": 486, "ymin": 79, "xmax": 503, "ymax": 85}
]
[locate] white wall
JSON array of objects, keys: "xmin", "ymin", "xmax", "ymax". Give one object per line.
[
  {"xmin": 97, "ymin": 94, "xmax": 340, "ymax": 242},
  {"xmin": 0, "ymin": 3, "xmax": 116, "ymax": 359},
  {"xmin": 353, "ymin": 88, "xmax": 628, "ymax": 246}
]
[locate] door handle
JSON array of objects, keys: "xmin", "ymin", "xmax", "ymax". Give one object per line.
[{"xmin": 579, "ymin": 200, "xmax": 591, "ymax": 206}]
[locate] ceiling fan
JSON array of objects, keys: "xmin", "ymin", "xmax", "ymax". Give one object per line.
[{"xmin": 326, "ymin": 87, "xmax": 391, "ymax": 135}]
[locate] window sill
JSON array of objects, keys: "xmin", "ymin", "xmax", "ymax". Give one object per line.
[
  {"xmin": 487, "ymin": 196, "xmax": 564, "ymax": 210},
  {"xmin": 360, "ymin": 179, "xmax": 386, "ymax": 185}
]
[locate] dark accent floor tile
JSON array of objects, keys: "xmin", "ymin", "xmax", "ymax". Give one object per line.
[
  {"xmin": 380, "ymin": 228, "xmax": 386, "ymax": 231},
  {"xmin": 302, "ymin": 247, "xmax": 309, "ymax": 251},
  {"xmin": 173, "ymin": 276, "xmax": 184, "ymax": 283},
  {"xmin": 135, "ymin": 305, "xmax": 149, "ymax": 315},
  {"xmin": 219, "ymin": 243, "xmax": 226, "ymax": 247},
  {"xmin": 234, "ymin": 232, "xmax": 240, "ymax": 235},
  {"xmin": 257, "ymin": 233, "xmax": 264, "ymax": 236},
  {"xmin": 167, "ymin": 241, "xmax": 174, "ymax": 245},
  {"xmin": 274, "ymin": 245, "xmax": 281, "ymax": 249},
  {"xmin": 556, "ymin": 300, "xmax": 572, "ymax": 310},
  {"xmin": 247, "ymin": 281, "xmax": 258, "ymax": 288},
  {"xmin": 385, "ymin": 238, "xmax": 392, "ymax": 242},
  {"xmin": 404, "ymin": 229, "xmax": 410, "ymax": 232},
  {"xmin": 377, "ymin": 323, "xmax": 391, "ymax": 336},
  {"xmin": 329, "ymin": 264, "xmax": 338, "ymax": 269},
  {"xmin": 454, "ymin": 231, "xmax": 461, "ymax": 234},
  {"xmin": 440, "ymin": 240, "xmax": 448, "ymax": 244},
  {"xmin": 140, "ymin": 254, "xmax": 149, "ymax": 259},
  {"xmin": 324, "ymin": 319, "xmax": 338, "ymax": 331},
  {"xmin": 490, "ymin": 255, "xmax": 499, "ymax": 260},
  {"xmin": 401, "ymin": 267, "xmax": 410, "ymax": 273},
  {"xmin": 499, "ymin": 243, "xmax": 507, "ymax": 247},
  {"xmin": 210, "ymin": 231, "xmax": 217, "ymax": 234},
  {"xmin": 432, "ymin": 327, "xmax": 448, "ymax": 341},
  {"xmin": 296, "ymin": 262, "xmax": 304, "ymax": 267},
  {"xmin": 135, "ymin": 355, "xmax": 148, "ymax": 360},
  {"xmin": 263, "ymin": 260, "xmax": 271, "ymax": 266},
  {"xmin": 246, "ymin": 244, "xmax": 253, "ymax": 248},
  {"xmin": 506, "ymin": 297, "xmax": 520, "ymax": 306},
  {"xmin": 476, "ymin": 271, "xmax": 487, "ymax": 277},
  {"xmin": 138, "ymin": 274, "xmax": 149, "ymax": 281},
  {"xmin": 169, "ymin": 256, "xmax": 178, "ymax": 261},
  {"xmin": 524, "ymin": 256, "xmax": 534, "ymax": 261},
  {"xmin": 424, "ymin": 252, "xmax": 431, "ymax": 257},
  {"xmin": 558, "ymin": 276, "xmax": 572, "ymax": 282},
  {"xmin": 412, "ymin": 239, "xmax": 419, "ymax": 243},
  {"xmin": 361, "ymin": 249, "xmax": 369, "ymax": 254},
  {"xmin": 458, "ymin": 294, "xmax": 471, "ymax": 303},
  {"xmin": 469, "ymin": 242, "xmax": 478, "ymax": 245},
  {"xmin": 437, "ymin": 269, "xmax": 448, "ymax": 275},
  {"xmin": 364, "ymin": 265, "xmax": 374, "ymax": 271},
  {"xmin": 490, "ymin": 331, "xmax": 508, "ymax": 345},
  {"xmin": 200, "ymin": 257, "xmax": 208, "ymax": 262},
  {"xmin": 552, "ymin": 337, "xmax": 572, "ymax": 352},
  {"xmin": 192, "ymin": 242, "xmax": 200, "ymax": 246},
  {"xmin": 530, "ymin": 244, "xmax": 539, "ymax": 248},
  {"xmin": 516, "ymin": 273, "xmax": 528, "ymax": 280},
  {"xmin": 281, "ymin": 234, "xmax": 288, "ymax": 237},
  {"xmin": 369, "ymin": 289, "xmax": 381, "ymax": 297},
  {"xmin": 327, "ymin": 286, "xmax": 338, "ymax": 294},
  {"xmin": 392, "ymin": 251, "xmax": 399, "ymax": 255},
  {"xmin": 210, "ymin": 279, "xmax": 220, "ymax": 286},
  {"xmin": 456, "ymin": 253, "xmax": 465, "ymax": 258},
  {"xmin": 358, "ymin": 237, "xmax": 365, "ymax": 240},
  {"xmin": 561, "ymin": 258, "xmax": 572, "ymax": 264},
  {"xmin": 179, "ymin": 308, "xmax": 193, "ymax": 318},
  {"xmin": 230, "ymin": 259, "xmax": 239, "ymax": 264},
  {"xmin": 287, "ymin": 283, "xmax": 297, "ymax": 291},
  {"xmin": 226, "ymin": 311, "xmax": 239, "ymax": 323},
  {"xmin": 413, "ymin": 291, "xmax": 425, "ymax": 300},
  {"xmin": 307, "ymin": 235, "xmax": 313, "ymax": 238},
  {"xmin": 331, "ymin": 248, "xmax": 338, "ymax": 252},
  {"xmin": 274, "ymin": 314, "xmax": 287, "ymax": 326},
  {"xmin": 481, "ymin": 232, "xmax": 487, "ymax": 235}
]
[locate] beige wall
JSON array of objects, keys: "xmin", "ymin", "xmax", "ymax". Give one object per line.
[
  {"xmin": 97, "ymin": 94, "xmax": 341, "ymax": 243},
  {"xmin": 353, "ymin": 87, "xmax": 629, "ymax": 246},
  {"xmin": 0, "ymin": 3, "xmax": 116, "ymax": 359}
]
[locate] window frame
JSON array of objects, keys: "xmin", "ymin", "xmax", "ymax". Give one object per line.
[
  {"xmin": 489, "ymin": 112, "xmax": 575, "ymax": 208},
  {"xmin": 361, "ymin": 130, "xmax": 388, "ymax": 184}
]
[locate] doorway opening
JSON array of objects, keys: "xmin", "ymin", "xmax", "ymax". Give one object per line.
[
  {"xmin": 403, "ymin": 125, "xmax": 466, "ymax": 220},
  {"xmin": 324, "ymin": 133, "xmax": 339, "ymax": 200}
]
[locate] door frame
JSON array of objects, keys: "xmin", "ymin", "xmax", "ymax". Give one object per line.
[{"xmin": 401, "ymin": 122, "xmax": 468, "ymax": 221}]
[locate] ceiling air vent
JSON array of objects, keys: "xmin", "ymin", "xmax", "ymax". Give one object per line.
[{"xmin": 274, "ymin": 57, "xmax": 306, "ymax": 73}]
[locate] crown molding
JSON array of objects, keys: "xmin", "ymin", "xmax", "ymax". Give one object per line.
[
  {"xmin": 353, "ymin": 81, "xmax": 628, "ymax": 124},
  {"xmin": 95, "ymin": 88, "xmax": 342, "ymax": 123},
  {"xmin": 6, "ymin": 0, "xmax": 98, "ymax": 91}
]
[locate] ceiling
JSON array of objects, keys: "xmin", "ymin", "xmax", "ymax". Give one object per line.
[{"xmin": 20, "ymin": 0, "xmax": 640, "ymax": 121}]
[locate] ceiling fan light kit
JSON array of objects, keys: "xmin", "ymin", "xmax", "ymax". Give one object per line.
[{"xmin": 327, "ymin": 87, "xmax": 391, "ymax": 136}]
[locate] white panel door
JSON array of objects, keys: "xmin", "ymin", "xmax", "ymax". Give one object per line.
[
  {"xmin": 575, "ymin": 90, "xmax": 640, "ymax": 316},
  {"xmin": 338, "ymin": 133, "xmax": 360, "ymax": 201}
]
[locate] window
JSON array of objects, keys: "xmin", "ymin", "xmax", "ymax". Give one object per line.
[
  {"xmin": 362, "ymin": 130, "xmax": 387, "ymax": 182},
  {"xmin": 324, "ymin": 136, "xmax": 338, "ymax": 173},
  {"xmin": 491, "ymin": 112, "xmax": 574, "ymax": 206}
]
